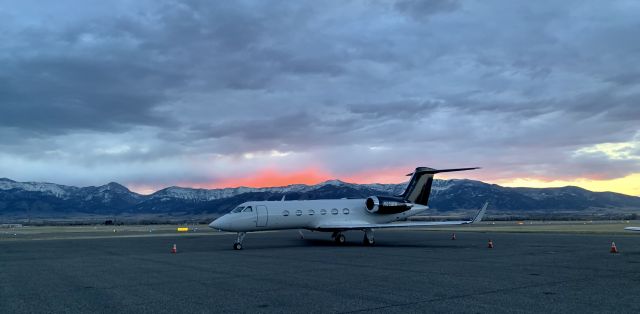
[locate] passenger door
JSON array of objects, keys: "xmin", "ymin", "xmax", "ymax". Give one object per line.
[{"xmin": 256, "ymin": 205, "xmax": 268, "ymax": 227}]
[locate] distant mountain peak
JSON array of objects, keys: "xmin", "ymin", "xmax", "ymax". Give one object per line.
[
  {"xmin": 319, "ymin": 179, "xmax": 349, "ymax": 186},
  {"xmin": 100, "ymin": 182, "xmax": 131, "ymax": 193}
]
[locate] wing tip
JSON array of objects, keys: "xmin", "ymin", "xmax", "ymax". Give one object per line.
[{"xmin": 471, "ymin": 202, "xmax": 488, "ymax": 223}]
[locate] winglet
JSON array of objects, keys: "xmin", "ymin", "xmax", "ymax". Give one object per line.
[{"xmin": 471, "ymin": 202, "xmax": 488, "ymax": 223}]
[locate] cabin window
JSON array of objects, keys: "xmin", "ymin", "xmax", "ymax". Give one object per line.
[
  {"xmin": 342, "ymin": 208, "xmax": 350, "ymax": 215},
  {"xmin": 320, "ymin": 209, "xmax": 327, "ymax": 215},
  {"xmin": 308, "ymin": 209, "xmax": 315, "ymax": 215},
  {"xmin": 295, "ymin": 210, "xmax": 302, "ymax": 216},
  {"xmin": 282, "ymin": 210, "xmax": 289, "ymax": 216},
  {"xmin": 331, "ymin": 208, "xmax": 339, "ymax": 215},
  {"xmin": 242, "ymin": 206, "xmax": 253, "ymax": 212}
]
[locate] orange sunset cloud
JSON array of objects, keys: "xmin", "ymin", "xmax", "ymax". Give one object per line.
[
  {"xmin": 203, "ymin": 166, "xmax": 416, "ymax": 189},
  {"xmin": 203, "ymin": 167, "xmax": 334, "ymax": 189}
]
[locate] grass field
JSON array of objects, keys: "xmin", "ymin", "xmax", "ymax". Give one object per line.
[{"xmin": 1, "ymin": 220, "xmax": 639, "ymax": 241}]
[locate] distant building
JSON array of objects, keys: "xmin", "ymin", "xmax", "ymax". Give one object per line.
[{"xmin": 0, "ymin": 224, "xmax": 23, "ymax": 228}]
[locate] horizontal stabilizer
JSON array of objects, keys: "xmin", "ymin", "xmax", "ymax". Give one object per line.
[{"xmin": 406, "ymin": 167, "xmax": 480, "ymax": 176}]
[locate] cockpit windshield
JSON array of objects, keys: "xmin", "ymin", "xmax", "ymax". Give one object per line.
[
  {"xmin": 231, "ymin": 206, "xmax": 245, "ymax": 213},
  {"xmin": 230, "ymin": 206, "xmax": 253, "ymax": 213}
]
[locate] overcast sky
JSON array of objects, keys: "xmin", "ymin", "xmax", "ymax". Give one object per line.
[{"xmin": 1, "ymin": 0, "xmax": 639, "ymax": 195}]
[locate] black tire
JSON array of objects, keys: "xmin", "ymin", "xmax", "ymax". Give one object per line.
[
  {"xmin": 336, "ymin": 234, "xmax": 346, "ymax": 244},
  {"xmin": 233, "ymin": 243, "xmax": 242, "ymax": 250},
  {"xmin": 363, "ymin": 236, "xmax": 375, "ymax": 246}
]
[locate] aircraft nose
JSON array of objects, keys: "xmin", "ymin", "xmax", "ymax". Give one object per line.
[
  {"xmin": 209, "ymin": 218, "xmax": 221, "ymax": 230},
  {"xmin": 209, "ymin": 216, "xmax": 226, "ymax": 230}
]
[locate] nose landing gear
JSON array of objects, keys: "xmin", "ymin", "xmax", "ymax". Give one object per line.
[{"xmin": 233, "ymin": 232, "xmax": 246, "ymax": 250}]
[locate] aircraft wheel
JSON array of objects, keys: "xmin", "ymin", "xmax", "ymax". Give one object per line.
[
  {"xmin": 363, "ymin": 236, "xmax": 375, "ymax": 246},
  {"xmin": 233, "ymin": 243, "xmax": 242, "ymax": 250},
  {"xmin": 335, "ymin": 234, "xmax": 346, "ymax": 244}
]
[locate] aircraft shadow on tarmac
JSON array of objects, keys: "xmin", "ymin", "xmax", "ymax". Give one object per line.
[
  {"xmin": 212, "ymin": 237, "xmax": 476, "ymax": 250},
  {"xmin": 300, "ymin": 238, "xmax": 467, "ymax": 248}
]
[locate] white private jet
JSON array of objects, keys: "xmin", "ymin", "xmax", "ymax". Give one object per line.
[
  {"xmin": 209, "ymin": 167, "xmax": 487, "ymax": 250},
  {"xmin": 625, "ymin": 227, "xmax": 640, "ymax": 231}
]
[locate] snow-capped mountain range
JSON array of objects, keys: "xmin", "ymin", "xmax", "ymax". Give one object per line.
[
  {"xmin": 149, "ymin": 180, "xmax": 407, "ymax": 202},
  {"xmin": 1, "ymin": 177, "xmax": 639, "ymax": 219}
]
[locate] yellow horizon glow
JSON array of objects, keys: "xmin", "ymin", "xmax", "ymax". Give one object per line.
[
  {"xmin": 495, "ymin": 173, "xmax": 640, "ymax": 196},
  {"xmin": 128, "ymin": 173, "xmax": 640, "ymax": 196}
]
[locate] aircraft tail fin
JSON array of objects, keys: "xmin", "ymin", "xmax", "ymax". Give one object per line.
[{"xmin": 399, "ymin": 167, "xmax": 479, "ymax": 206}]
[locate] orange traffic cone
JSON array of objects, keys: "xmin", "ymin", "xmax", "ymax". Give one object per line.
[
  {"xmin": 487, "ymin": 239, "xmax": 494, "ymax": 249},
  {"xmin": 610, "ymin": 242, "xmax": 618, "ymax": 254},
  {"xmin": 171, "ymin": 244, "xmax": 177, "ymax": 254},
  {"xmin": 451, "ymin": 233, "xmax": 456, "ymax": 240}
]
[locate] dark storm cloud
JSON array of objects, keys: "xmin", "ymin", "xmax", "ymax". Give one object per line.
[
  {"xmin": 0, "ymin": 0, "xmax": 639, "ymax": 188},
  {"xmin": 571, "ymin": 153, "xmax": 639, "ymax": 179},
  {"xmin": 606, "ymin": 72, "xmax": 640, "ymax": 87},
  {"xmin": 348, "ymin": 100, "xmax": 442, "ymax": 119},
  {"xmin": 189, "ymin": 112, "xmax": 320, "ymax": 141},
  {"xmin": 0, "ymin": 0, "xmax": 333, "ymax": 136},
  {"xmin": 0, "ymin": 58, "xmax": 177, "ymax": 134},
  {"xmin": 394, "ymin": 0, "xmax": 460, "ymax": 20},
  {"xmin": 181, "ymin": 111, "xmax": 367, "ymax": 155}
]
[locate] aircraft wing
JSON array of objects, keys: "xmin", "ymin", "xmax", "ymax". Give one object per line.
[
  {"xmin": 314, "ymin": 202, "xmax": 488, "ymax": 231},
  {"xmin": 315, "ymin": 220, "xmax": 475, "ymax": 230},
  {"xmin": 624, "ymin": 227, "xmax": 640, "ymax": 231}
]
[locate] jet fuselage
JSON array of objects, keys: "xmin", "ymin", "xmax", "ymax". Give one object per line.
[{"xmin": 209, "ymin": 198, "xmax": 428, "ymax": 232}]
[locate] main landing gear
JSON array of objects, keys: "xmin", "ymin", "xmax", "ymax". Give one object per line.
[
  {"xmin": 332, "ymin": 232, "xmax": 346, "ymax": 244},
  {"xmin": 331, "ymin": 229, "xmax": 375, "ymax": 246},
  {"xmin": 233, "ymin": 232, "xmax": 246, "ymax": 250},
  {"xmin": 363, "ymin": 228, "xmax": 375, "ymax": 246}
]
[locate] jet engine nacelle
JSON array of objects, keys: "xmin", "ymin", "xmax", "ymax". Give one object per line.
[{"xmin": 365, "ymin": 196, "xmax": 413, "ymax": 214}]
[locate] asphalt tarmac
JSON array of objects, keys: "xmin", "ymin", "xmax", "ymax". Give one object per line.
[{"xmin": 2, "ymin": 230, "xmax": 640, "ymax": 313}]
